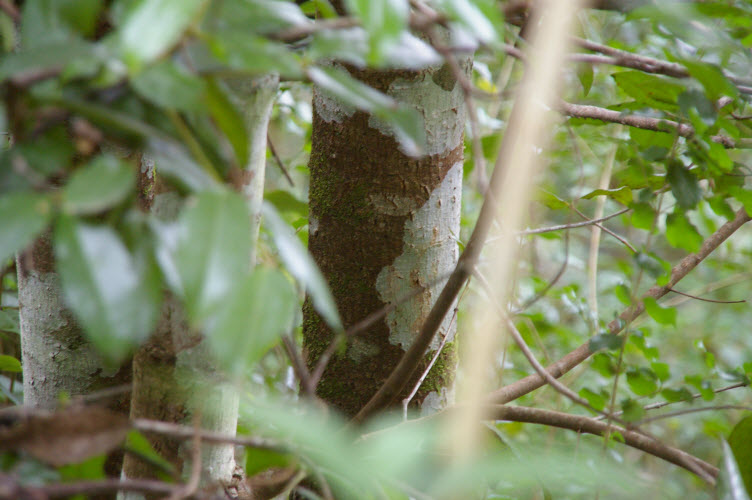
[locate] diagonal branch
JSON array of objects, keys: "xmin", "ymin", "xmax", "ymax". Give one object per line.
[{"xmin": 488, "ymin": 207, "xmax": 751, "ymax": 406}]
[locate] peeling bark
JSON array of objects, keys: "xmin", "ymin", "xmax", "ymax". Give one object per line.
[{"xmin": 304, "ymin": 62, "xmax": 468, "ymax": 418}]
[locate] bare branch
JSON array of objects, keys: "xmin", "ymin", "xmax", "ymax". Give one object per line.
[
  {"xmin": 515, "ymin": 208, "xmax": 629, "ymax": 235},
  {"xmin": 637, "ymin": 405, "xmax": 752, "ymax": 425},
  {"xmin": 489, "ymin": 207, "xmax": 751, "ymax": 405},
  {"xmin": 668, "ymin": 287, "xmax": 746, "ymax": 304},
  {"xmin": 132, "ymin": 418, "xmax": 280, "ymax": 450}
]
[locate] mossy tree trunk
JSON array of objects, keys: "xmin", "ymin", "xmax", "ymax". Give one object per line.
[
  {"xmin": 121, "ymin": 75, "xmax": 278, "ymax": 495},
  {"xmin": 303, "ymin": 62, "xmax": 467, "ymax": 418}
]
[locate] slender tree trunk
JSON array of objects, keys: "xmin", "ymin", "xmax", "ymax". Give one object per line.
[
  {"xmin": 121, "ymin": 75, "xmax": 278, "ymax": 495},
  {"xmin": 303, "ymin": 62, "xmax": 467, "ymax": 418}
]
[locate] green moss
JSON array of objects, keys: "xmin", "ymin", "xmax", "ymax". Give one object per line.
[{"xmin": 420, "ymin": 341, "xmax": 458, "ymax": 395}]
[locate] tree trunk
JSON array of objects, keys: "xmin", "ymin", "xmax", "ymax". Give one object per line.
[
  {"xmin": 303, "ymin": 62, "xmax": 467, "ymax": 418},
  {"xmin": 121, "ymin": 75, "xmax": 278, "ymax": 494}
]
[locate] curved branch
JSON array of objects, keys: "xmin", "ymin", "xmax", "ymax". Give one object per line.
[
  {"xmin": 489, "ymin": 207, "xmax": 751, "ymax": 405},
  {"xmin": 489, "ymin": 405, "xmax": 718, "ymax": 483}
]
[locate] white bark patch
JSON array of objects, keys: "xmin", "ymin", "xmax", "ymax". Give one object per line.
[
  {"xmin": 367, "ymin": 193, "xmax": 422, "ymax": 217},
  {"xmin": 375, "ymin": 161, "xmax": 462, "ymax": 351},
  {"xmin": 420, "ymin": 387, "xmax": 455, "ymax": 416},
  {"xmin": 313, "ymin": 85, "xmax": 356, "ymax": 123},
  {"xmin": 369, "ymin": 67, "xmax": 466, "ymax": 157}
]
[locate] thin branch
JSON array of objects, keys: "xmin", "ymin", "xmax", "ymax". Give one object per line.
[
  {"xmin": 511, "ymin": 229, "xmax": 569, "ymax": 314},
  {"xmin": 267, "ymin": 136, "xmax": 295, "ymax": 187},
  {"xmin": 0, "ymin": 0, "xmax": 20, "ymax": 22},
  {"xmin": 283, "ymin": 334, "xmax": 316, "ymax": 397},
  {"xmin": 516, "ymin": 208, "xmax": 629, "ymax": 235},
  {"xmin": 2, "ymin": 478, "xmax": 180, "ymax": 499},
  {"xmin": 132, "ymin": 418, "xmax": 280, "ymax": 450},
  {"xmin": 637, "ymin": 405, "xmax": 752, "ymax": 425},
  {"xmin": 488, "ymin": 405, "xmax": 718, "ymax": 483},
  {"xmin": 667, "ymin": 287, "xmax": 746, "ymax": 304},
  {"xmin": 573, "ymin": 206, "xmax": 636, "ymax": 253},
  {"xmin": 488, "ymin": 207, "xmax": 751, "ymax": 405}
]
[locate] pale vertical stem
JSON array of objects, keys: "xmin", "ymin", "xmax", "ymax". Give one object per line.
[
  {"xmin": 448, "ymin": 0, "xmax": 587, "ymax": 460},
  {"xmin": 587, "ymin": 138, "xmax": 617, "ymax": 322}
]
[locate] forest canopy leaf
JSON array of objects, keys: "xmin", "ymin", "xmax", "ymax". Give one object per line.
[
  {"xmin": 643, "ymin": 297, "xmax": 677, "ymax": 326},
  {"xmin": 131, "ymin": 60, "xmax": 206, "ymax": 112},
  {"xmin": 54, "ymin": 216, "xmax": 160, "ymax": 362},
  {"xmin": 665, "ymin": 212, "xmax": 703, "ymax": 253},
  {"xmin": 666, "ymin": 160, "xmax": 701, "ymax": 209},
  {"xmin": 62, "ymin": 154, "xmax": 135, "ymax": 215},
  {"xmin": 728, "ymin": 416, "xmax": 752, "ymax": 495}
]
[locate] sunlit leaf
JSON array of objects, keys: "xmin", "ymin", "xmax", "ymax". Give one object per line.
[
  {"xmin": 581, "ymin": 186, "xmax": 632, "ymax": 205},
  {"xmin": 62, "ymin": 155, "xmax": 135, "ymax": 215},
  {"xmin": 206, "ymin": 268, "xmax": 297, "ymax": 375},
  {"xmin": 0, "ymin": 355, "xmax": 22, "ymax": 373},
  {"xmin": 643, "ymin": 297, "xmax": 676, "ymax": 326},
  {"xmin": 262, "ymin": 202, "xmax": 343, "ymax": 332},
  {"xmin": 173, "ymin": 190, "xmax": 252, "ymax": 320},
  {"xmin": 54, "ymin": 216, "xmax": 160, "ymax": 362},
  {"xmin": 665, "ymin": 212, "xmax": 703, "ymax": 253}
]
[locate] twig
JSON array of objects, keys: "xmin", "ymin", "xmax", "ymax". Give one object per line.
[
  {"xmin": 667, "ymin": 287, "xmax": 746, "ymax": 304},
  {"xmin": 511, "ymin": 230, "xmax": 569, "ymax": 314},
  {"xmin": 0, "ymin": 0, "xmax": 19, "ymax": 22},
  {"xmin": 1, "ymin": 477, "xmax": 180, "ymax": 499},
  {"xmin": 488, "ymin": 405, "xmax": 718, "ymax": 483},
  {"xmin": 267, "ymin": 136, "xmax": 295, "ymax": 186},
  {"xmin": 637, "ymin": 405, "xmax": 752, "ymax": 425},
  {"xmin": 573, "ymin": 206, "xmax": 636, "ymax": 253},
  {"xmin": 132, "ymin": 418, "xmax": 280, "ymax": 450},
  {"xmin": 515, "ymin": 208, "xmax": 629, "ymax": 235},
  {"xmin": 283, "ymin": 334, "xmax": 316, "ymax": 397},
  {"xmin": 488, "ymin": 207, "xmax": 752, "ymax": 405}
]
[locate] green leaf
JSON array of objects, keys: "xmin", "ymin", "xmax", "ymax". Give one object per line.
[
  {"xmin": 146, "ymin": 138, "xmax": 221, "ymax": 191},
  {"xmin": 20, "ymin": 0, "xmax": 103, "ymax": 47},
  {"xmin": 265, "ymin": 190, "xmax": 308, "ymax": 219},
  {"xmin": 124, "ymin": 430, "xmax": 175, "ymax": 479},
  {"xmin": 131, "ymin": 60, "xmax": 206, "ymax": 112},
  {"xmin": 633, "ymin": 252, "xmax": 670, "ymax": 280},
  {"xmin": 579, "ymin": 388, "xmax": 606, "ymax": 410},
  {"xmin": 620, "ymin": 398, "xmax": 645, "ymax": 422},
  {"xmin": 207, "ymin": 268, "xmax": 297, "ymax": 375},
  {"xmin": 536, "ymin": 189, "xmax": 569, "ymax": 210},
  {"xmin": 665, "ymin": 212, "xmax": 703, "ymax": 253},
  {"xmin": 62, "ymin": 155, "xmax": 135, "ymax": 215},
  {"xmin": 345, "ymin": 0, "xmax": 408, "ymax": 63},
  {"xmin": 661, "ymin": 387, "xmax": 693, "ymax": 403},
  {"xmin": 117, "ymin": 0, "xmax": 207, "ymax": 70},
  {"xmin": 685, "ymin": 374, "xmax": 715, "ymax": 401},
  {"xmin": 728, "ymin": 417, "xmax": 752, "ymax": 496},
  {"xmin": 612, "ymin": 71, "xmax": 685, "ymax": 111},
  {"xmin": 208, "ymin": 33, "xmax": 303, "ymax": 79},
  {"xmin": 626, "ymin": 367, "xmax": 659, "ymax": 396},
  {"xmin": 678, "ymin": 89, "xmax": 716, "ymax": 128},
  {"xmin": 578, "ymin": 63, "xmax": 593, "ymax": 97},
  {"xmin": 435, "ymin": 0, "xmax": 500, "ymax": 44},
  {"xmin": 262, "ymin": 202, "xmax": 343, "ymax": 332},
  {"xmin": 581, "ymin": 186, "xmax": 632, "ymax": 205},
  {"xmin": 0, "ymin": 192, "xmax": 52, "ymax": 264},
  {"xmin": 0, "ymin": 39, "xmax": 94, "ymax": 82},
  {"xmin": 589, "ymin": 333, "xmax": 624, "ymax": 352},
  {"xmin": 684, "ymin": 60, "xmax": 739, "ymax": 102},
  {"xmin": 651, "ymin": 361, "xmax": 670, "ymax": 382},
  {"xmin": 666, "ymin": 160, "xmax": 701, "ymax": 209},
  {"xmin": 643, "ymin": 297, "xmax": 677, "ymax": 326},
  {"xmin": 0, "ymin": 309, "xmax": 20, "ymax": 334},
  {"xmin": 630, "ymin": 202, "xmax": 654, "ymax": 230},
  {"xmin": 614, "ymin": 283, "xmax": 631, "ymax": 306},
  {"xmin": 245, "ymin": 447, "xmax": 293, "ymax": 477},
  {"xmin": 720, "ymin": 439, "xmax": 752, "ymax": 500},
  {"xmin": 54, "ymin": 216, "xmax": 161, "ymax": 362},
  {"xmin": 0, "ymin": 355, "xmax": 22, "ymax": 373},
  {"xmin": 173, "ymin": 190, "xmax": 252, "ymax": 320},
  {"xmin": 205, "ymin": 78, "xmax": 249, "ymax": 168},
  {"xmin": 307, "ymin": 66, "xmax": 425, "ymax": 156}
]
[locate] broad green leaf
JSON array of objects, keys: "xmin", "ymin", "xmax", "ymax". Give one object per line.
[
  {"xmin": 665, "ymin": 212, "xmax": 703, "ymax": 253},
  {"xmin": 620, "ymin": 399, "xmax": 645, "ymax": 422},
  {"xmin": 626, "ymin": 367, "xmax": 659, "ymax": 396},
  {"xmin": 719, "ymin": 439, "xmax": 752, "ymax": 500},
  {"xmin": 0, "ymin": 192, "xmax": 52, "ymax": 264},
  {"xmin": 685, "ymin": 374, "xmax": 715, "ymax": 401},
  {"xmin": 643, "ymin": 297, "xmax": 676, "ymax": 326},
  {"xmin": 206, "ymin": 268, "xmax": 297, "ymax": 375},
  {"xmin": 634, "ymin": 252, "xmax": 670, "ymax": 280},
  {"xmin": 173, "ymin": 190, "xmax": 252, "ymax": 320},
  {"xmin": 614, "ymin": 283, "xmax": 631, "ymax": 306},
  {"xmin": 20, "ymin": 0, "xmax": 103, "ymax": 47},
  {"xmin": 307, "ymin": 66, "xmax": 425, "ymax": 156},
  {"xmin": 118, "ymin": 0, "xmax": 207, "ymax": 70},
  {"xmin": 146, "ymin": 138, "xmax": 221, "ymax": 191},
  {"xmin": 0, "ymin": 39, "xmax": 93, "ymax": 82},
  {"xmin": 245, "ymin": 448, "xmax": 293, "ymax": 477},
  {"xmin": 630, "ymin": 202, "xmax": 654, "ymax": 230},
  {"xmin": 536, "ymin": 189, "xmax": 569, "ymax": 210},
  {"xmin": 208, "ymin": 33, "xmax": 303, "ymax": 79},
  {"xmin": 205, "ymin": 78, "xmax": 249, "ymax": 168},
  {"xmin": 678, "ymin": 89, "xmax": 716, "ymax": 128},
  {"xmin": 211, "ymin": 0, "xmax": 309, "ymax": 35},
  {"xmin": 131, "ymin": 60, "xmax": 206, "ymax": 112},
  {"xmin": 0, "ymin": 355, "xmax": 21, "ymax": 373},
  {"xmin": 581, "ymin": 186, "xmax": 632, "ymax": 205},
  {"xmin": 651, "ymin": 362, "xmax": 670, "ymax": 382},
  {"xmin": 612, "ymin": 71, "xmax": 685, "ymax": 111},
  {"xmin": 62, "ymin": 155, "xmax": 135, "ymax": 215},
  {"xmin": 666, "ymin": 160, "xmax": 701, "ymax": 209},
  {"xmin": 661, "ymin": 387, "xmax": 693, "ymax": 403},
  {"xmin": 265, "ymin": 190, "xmax": 308, "ymax": 219},
  {"xmin": 728, "ymin": 417, "xmax": 752, "ymax": 495},
  {"xmin": 54, "ymin": 216, "xmax": 160, "ymax": 362},
  {"xmin": 578, "ymin": 63, "xmax": 593, "ymax": 97},
  {"xmin": 684, "ymin": 60, "xmax": 739, "ymax": 102},
  {"xmin": 578, "ymin": 388, "xmax": 606, "ymax": 410},
  {"xmin": 262, "ymin": 202, "xmax": 343, "ymax": 332},
  {"xmin": 124, "ymin": 431, "xmax": 175, "ymax": 479}
]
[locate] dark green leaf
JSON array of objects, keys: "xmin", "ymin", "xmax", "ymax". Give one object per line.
[
  {"xmin": 719, "ymin": 439, "xmax": 752, "ymax": 500},
  {"xmin": 205, "ymin": 78, "xmax": 249, "ymax": 168},
  {"xmin": 62, "ymin": 155, "xmax": 135, "ymax": 215},
  {"xmin": 614, "ymin": 283, "xmax": 631, "ymax": 306},
  {"xmin": 263, "ymin": 202, "xmax": 343, "ymax": 332},
  {"xmin": 0, "ymin": 39, "xmax": 93, "ymax": 82},
  {"xmin": 265, "ymin": 190, "xmax": 308, "ymax": 219},
  {"xmin": 612, "ymin": 71, "xmax": 685, "ymax": 111},
  {"xmin": 208, "ymin": 34, "xmax": 303, "ymax": 79},
  {"xmin": 54, "ymin": 216, "xmax": 160, "ymax": 362},
  {"xmin": 0, "ymin": 355, "xmax": 21, "ymax": 373},
  {"xmin": 173, "ymin": 190, "xmax": 252, "ymax": 320},
  {"xmin": 620, "ymin": 399, "xmax": 645, "ymax": 422},
  {"xmin": 146, "ymin": 139, "xmax": 221, "ymax": 192},
  {"xmin": 589, "ymin": 333, "xmax": 624, "ymax": 352},
  {"xmin": 666, "ymin": 160, "xmax": 701, "ymax": 209},
  {"xmin": 728, "ymin": 417, "xmax": 752, "ymax": 496},
  {"xmin": 20, "ymin": 0, "xmax": 102, "ymax": 47},
  {"xmin": 131, "ymin": 60, "xmax": 206, "ymax": 112},
  {"xmin": 665, "ymin": 212, "xmax": 703, "ymax": 253},
  {"xmin": 684, "ymin": 61, "xmax": 739, "ymax": 102},
  {"xmin": 578, "ymin": 388, "xmax": 606, "ymax": 410},
  {"xmin": 578, "ymin": 63, "xmax": 593, "ymax": 97},
  {"xmin": 0, "ymin": 192, "xmax": 52, "ymax": 264},
  {"xmin": 643, "ymin": 297, "xmax": 676, "ymax": 326},
  {"xmin": 661, "ymin": 387, "xmax": 693, "ymax": 403},
  {"xmin": 678, "ymin": 89, "xmax": 716, "ymax": 128}
]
